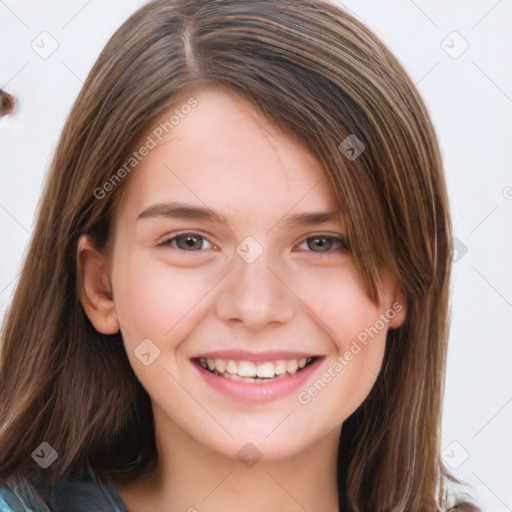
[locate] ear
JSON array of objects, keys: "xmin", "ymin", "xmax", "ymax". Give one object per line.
[
  {"xmin": 77, "ymin": 234, "xmax": 120, "ymax": 334},
  {"xmin": 387, "ymin": 286, "xmax": 408, "ymax": 329}
]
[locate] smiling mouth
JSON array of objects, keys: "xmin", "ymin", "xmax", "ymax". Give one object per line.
[{"xmin": 195, "ymin": 356, "xmax": 320, "ymax": 383}]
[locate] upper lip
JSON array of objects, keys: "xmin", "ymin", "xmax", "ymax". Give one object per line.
[{"xmin": 192, "ymin": 350, "xmax": 321, "ymax": 363}]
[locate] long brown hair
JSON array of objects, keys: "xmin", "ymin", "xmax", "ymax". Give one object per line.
[{"xmin": 1, "ymin": 0, "xmax": 467, "ymax": 509}]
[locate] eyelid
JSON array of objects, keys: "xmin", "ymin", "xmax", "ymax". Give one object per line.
[
  {"xmin": 157, "ymin": 230, "xmax": 216, "ymax": 250},
  {"xmin": 157, "ymin": 231, "xmax": 349, "ymax": 255},
  {"xmin": 293, "ymin": 234, "xmax": 350, "ymax": 254}
]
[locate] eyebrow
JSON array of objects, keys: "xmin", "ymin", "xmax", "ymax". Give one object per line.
[{"xmin": 136, "ymin": 201, "xmax": 341, "ymax": 228}]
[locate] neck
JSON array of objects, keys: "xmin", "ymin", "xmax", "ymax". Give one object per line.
[{"xmin": 118, "ymin": 405, "xmax": 341, "ymax": 512}]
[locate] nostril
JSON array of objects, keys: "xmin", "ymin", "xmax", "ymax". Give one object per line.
[{"xmin": 0, "ymin": 90, "xmax": 16, "ymax": 117}]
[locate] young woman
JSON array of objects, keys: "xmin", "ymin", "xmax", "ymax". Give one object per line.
[{"xmin": 0, "ymin": 0, "xmax": 479, "ymax": 510}]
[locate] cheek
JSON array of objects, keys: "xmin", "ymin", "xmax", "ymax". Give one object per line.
[
  {"xmin": 111, "ymin": 251, "xmax": 221, "ymax": 345},
  {"xmin": 294, "ymin": 267, "xmax": 388, "ymax": 404},
  {"xmin": 325, "ymin": 284, "xmax": 387, "ymax": 394},
  {"xmin": 296, "ymin": 295, "xmax": 388, "ymax": 426},
  {"xmin": 291, "ymin": 264, "xmax": 383, "ymax": 347}
]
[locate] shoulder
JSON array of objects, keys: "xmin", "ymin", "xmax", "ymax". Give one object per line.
[
  {"xmin": 0, "ymin": 484, "xmax": 33, "ymax": 511},
  {"xmin": 0, "ymin": 474, "xmax": 128, "ymax": 512}
]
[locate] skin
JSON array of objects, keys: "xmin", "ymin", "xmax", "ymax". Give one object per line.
[{"xmin": 78, "ymin": 87, "xmax": 406, "ymax": 512}]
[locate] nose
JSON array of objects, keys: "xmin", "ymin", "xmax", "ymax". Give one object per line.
[{"xmin": 215, "ymin": 245, "xmax": 296, "ymax": 330}]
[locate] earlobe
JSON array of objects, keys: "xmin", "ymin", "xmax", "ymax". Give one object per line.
[
  {"xmin": 77, "ymin": 235, "xmax": 120, "ymax": 335},
  {"xmin": 388, "ymin": 288, "xmax": 408, "ymax": 329}
]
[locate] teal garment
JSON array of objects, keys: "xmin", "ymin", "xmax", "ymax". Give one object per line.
[{"xmin": 0, "ymin": 474, "xmax": 129, "ymax": 512}]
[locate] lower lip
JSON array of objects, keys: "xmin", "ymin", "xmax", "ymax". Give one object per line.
[{"xmin": 193, "ymin": 358, "xmax": 323, "ymax": 403}]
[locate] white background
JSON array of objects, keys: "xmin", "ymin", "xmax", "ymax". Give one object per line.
[{"xmin": 1, "ymin": 1, "xmax": 511, "ymax": 510}]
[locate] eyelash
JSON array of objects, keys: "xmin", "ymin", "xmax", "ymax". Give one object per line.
[{"xmin": 158, "ymin": 231, "xmax": 349, "ymax": 256}]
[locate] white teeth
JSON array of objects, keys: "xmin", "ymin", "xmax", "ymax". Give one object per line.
[
  {"xmin": 274, "ymin": 361, "xmax": 287, "ymax": 375},
  {"xmin": 226, "ymin": 360, "xmax": 238, "ymax": 375},
  {"xmin": 286, "ymin": 360, "xmax": 298, "ymax": 374},
  {"xmin": 256, "ymin": 362, "xmax": 275, "ymax": 378},
  {"xmin": 227, "ymin": 374, "xmax": 246, "ymax": 382},
  {"xmin": 238, "ymin": 361, "xmax": 257, "ymax": 377},
  {"xmin": 214, "ymin": 358, "xmax": 226, "ymax": 373},
  {"xmin": 198, "ymin": 356, "xmax": 315, "ymax": 380}
]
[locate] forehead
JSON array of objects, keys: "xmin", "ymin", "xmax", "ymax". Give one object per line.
[{"xmin": 116, "ymin": 88, "xmax": 340, "ymax": 226}]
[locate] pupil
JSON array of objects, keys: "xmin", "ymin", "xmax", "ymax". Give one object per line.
[
  {"xmin": 308, "ymin": 237, "xmax": 331, "ymax": 252},
  {"xmin": 179, "ymin": 235, "xmax": 201, "ymax": 250}
]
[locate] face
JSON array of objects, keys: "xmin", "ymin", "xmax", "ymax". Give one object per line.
[{"xmin": 81, "ymin": 87, "xmax": 406, "ymax": 463}]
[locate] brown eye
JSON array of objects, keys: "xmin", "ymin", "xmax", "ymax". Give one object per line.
[
  {"xmin": 160, "ymin": 232, "xmax": 213, "ymax": 251},
  {"xmin": 303, "ymin": 235, "xmax": 349, "ymax": 253},
  {"xmin": 307, "ymin": 236, "xmax": 334, "ymax": 252}
]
